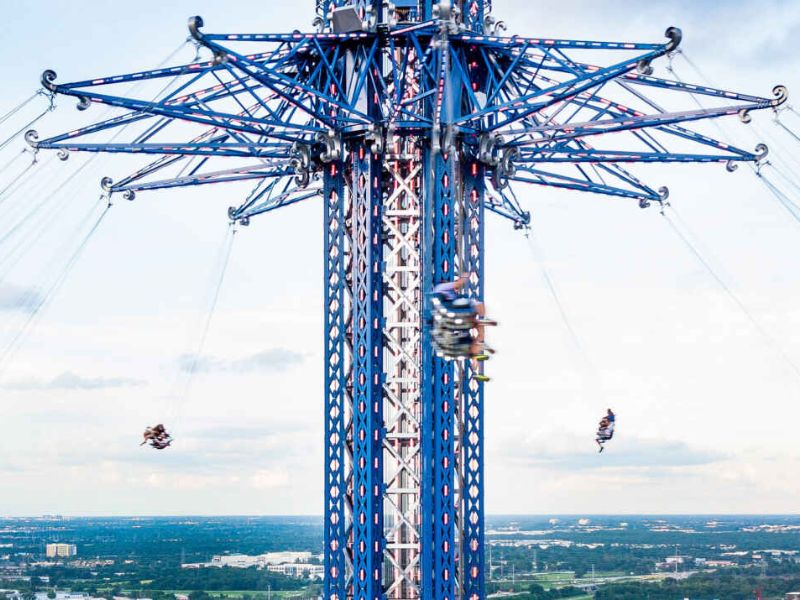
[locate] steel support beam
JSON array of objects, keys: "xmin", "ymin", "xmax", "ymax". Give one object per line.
[
  {"xmin": 323, "ymin": 161, "xmax": 351, "ymax": 600},
  {"xmin": 350, "ymin": 142, "xmax": 385, "ymax": 600},
  {"xmin": 460, "ymin": 159, "xmax": 485, "ymax": 600},
  {"xmin": 422, "ymin": 149, "xmax": 459, "ymax": 600}
]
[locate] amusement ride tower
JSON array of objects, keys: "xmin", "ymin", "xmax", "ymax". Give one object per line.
[{"xmin": 25, "ymin": 1, "xmax": 786, "ymax": 599}]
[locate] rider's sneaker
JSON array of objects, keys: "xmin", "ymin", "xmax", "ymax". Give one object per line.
[
  {"xmin": 474, "ymin": 354, "xmax": 490, "ymax": 362},
  {"xmin": 473, "ymin": 374, "xmax": 491, "ymax": 382}
]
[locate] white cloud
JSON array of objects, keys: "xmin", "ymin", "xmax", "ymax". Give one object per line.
[
  {"xmin": 3, "ymin": 371, "xmax": 144, "ymax": 391},
  {"xmin": 501, "ymin": 432, "xmax": 724, "ymax": 471},
  {"xmin": 0, "ymin": 283, "xmax": 42, "ymax": 313},
  {"xmin": 178, "ymin": 348, "xmax": 305, "ymax": 374}
]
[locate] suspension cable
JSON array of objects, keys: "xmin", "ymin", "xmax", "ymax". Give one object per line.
[
  {"xmin": 0, "ymin": 198, "xmax": 112, "ymax": 375},
  {"xmin": 0, "ymin": 159, "xmax": 39, "ymax": 204},
  {"xmin": 523, "ymin": 228, "xmax": 609, "ymax": 407},
  {"xmin": 775, "ymin": 117, "xmax": 800, "ymax": 144},
  {"xmin": 765, "ymin": 162, "xmax": 800, "ymax": 197},
  {"xmin": 524, "ymin": 230, "xmax": 583, "ymax": 353},
  {"xmin": 661, "ymin": 206, "xmax": 800, "ymax": 380},
  {"xmin": 0, "ymin": 91, "xmax": 43, "ymax": 127},
  {"xmin": 669, "ymin": 55, "xmax": 800, "ymax": 226},
  {"xmin": 755, "ymin": 168, "xmax": 800, "ymax": 225},
  {"xmin": 0, "ymin": 157, "xmax": 97, "ymax": 244},
  {"xmin": 0, "ymin": 41, "xmax": 197, "ymax": 377},
  {"xmin": 168, "ymin": 224, "xmax": 237, "ymax": 428},
  {"xmin": 0, "ymin": 149, "xmax": 28, "ymax": 179},
  {"xmin": 0, "ymin": 105, "xmax": 54, "ymax": 153}
]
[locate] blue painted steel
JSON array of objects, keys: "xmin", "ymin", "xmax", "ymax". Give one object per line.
[
  {"xmin": 420, "ymin": 150, "xmax": 436, "ymax": 600},
  {"xmin": 426, "ymin": 149, "xmax": 458, "ymax": 600},
  {"xmin": 350, "ymin": 142, "xmax": 384, "ymax": 600},
  {"xmin": 323, "ymin": 162, "xmax": 348, "ymax": 600},
  {"xmin": 462, "ymin": 0, "xmax": 486, "ymax": 33},
  {"xmin": 462, "ymin": 159, "xmax": 485, "ymax": 600}
]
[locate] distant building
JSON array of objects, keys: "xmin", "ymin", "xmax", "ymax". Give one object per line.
[
  {"xmin": 785, "ymin": 593, "xmax": 800, "ymax": 600},
  {"xmin": 45, "ymin": 544, "xmax": 76, "ymax": 558},
  {"xmin": 665, "ymin": 556, "xmax": 684, "ymax": 564},
  {"xmin": 8, "ymin": 592, "xmax": 104, "ymax": 600},
  {"xmin": 69, "ymin": 559, "xmax": 114, "ymax": 568},
  {"xmin": 705, "ymin": 560, "xmax": 736, "ymax": 568},
  {"xmin": 182, "ymin": 551, "xmax": 316, "ymax": 570},
  {"xmin": 266, "ymin": 563, "xmax": 324, "ymax": 580}
]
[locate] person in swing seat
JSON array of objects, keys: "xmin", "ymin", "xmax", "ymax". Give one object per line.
[
  {"xmin": 432, "ymin": 273, "xmax": 497, "ymax": 382},
  {"xmin": 596, "ymin": 409, "xmax": 615, "ymax": 453}
]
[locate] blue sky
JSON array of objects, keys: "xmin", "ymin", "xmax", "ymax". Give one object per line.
[{"xmin": 1, "ymin": 0, "xmax": 799, "ymax": 516}]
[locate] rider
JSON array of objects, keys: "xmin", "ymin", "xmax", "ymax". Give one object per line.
[
  {"xmin": 141, "ymin": 424, "xmax": 172, "ymax": 449},
  {"xmin": 150, "ymin": 435, "xmax": 173, "ymax": 450},
  {"xmin": 432, "ymin": 274, "xmax": 495, "ymax": 381},
  {"xmin": 596, "ymin": 409, "xmax": 615, "ymax": 453}
]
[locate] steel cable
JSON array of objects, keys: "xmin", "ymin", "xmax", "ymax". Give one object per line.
[
  {"xmin": 523, "ymin": 230, "xmax": 609, "ymax": 409},
  {"xmin": 0, "ymin": 150, "xmax": 28, "ymax": 179},
  {"xmin": 0, "ymin": 91, "xmax": 42, "ymax": 127},
  {"xmin": 0, "ymin": 106, "xmax": 53, "ymax": 153},
  {"xmin": 670, "ymin": 56, "xmax": 800, "ymax": 227},
  {"xmin": 0, "ymin": 200, "xmax": 112, "ymax": 374},
  {"xmin": 776, "ymin": 118, "xmax": 800, "ymax": 145},
  {"xmin": 0, "ymin": 159, "xmax": 38, "ymax": 204},
  {"xmin": 661, "ymin": 207, "xmax": 800, "ymax": 381},
  {"xmin": 756, "ymin": 169, "xmax": 800, "ymax": 225},
  {"xmin": 524, "ymin": 231, "xmax": 583, "ymax": 353},
  {"xmin": 764, "ymin": 162, "xmax": 800, "ymax": 197},
  {"xmin": 0, "ymin": 157, "xmax": 97, "ymax": 247},
  {"xmin": 0, "ymin": 42, "xmax": 196, "ymax": 375},
  {"xmin": 167, "ymin": 225, "xmax": 237, "ymax": 431}
]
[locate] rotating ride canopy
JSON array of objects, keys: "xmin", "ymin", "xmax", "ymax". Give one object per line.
[{"xmin": 23, "ymin": 1, "xmax": 786, "ymax": 599}]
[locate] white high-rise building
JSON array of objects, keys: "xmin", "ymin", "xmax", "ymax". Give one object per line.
[{"xmin": 45, "ymin": 544, "xmax": 77, "ymax": 558}]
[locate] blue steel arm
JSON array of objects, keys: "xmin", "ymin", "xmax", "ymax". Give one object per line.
[
  {"xmin": 31, "ymin": 20, "xmax": 786, "ymax": 223},
  {"xmin": 188, "ymin": 19, "xmax": 375, "ymax": 127},
  {"xmin": 515, "ymin": 149, "xmax": 762, "ymax": 164},
  {"xmin": 229, "ymin": 179, "xmax": 323, "ymax": 221},
  {"xmin": 107, "ymin": 165, "xmax": 290, "ymax": 195},
  {"xmin": 510, "ymin": 168, "xmax": 666, "ymax": 204},
  {"xmin": 456, "ymin": 30, "xmax": 682, "ymax": 129}
]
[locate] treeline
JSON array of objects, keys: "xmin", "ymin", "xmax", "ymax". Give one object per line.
[
  {"xmin": 27, "ymin": 565, "xmax": 307, "ymax": 594},
  {"xmin": 518, "ymin": 584, "xmax": 586, "ymax": 599},
  {"xmin": 2, "ymin": 517, "xmax": 322, "ymax": 565},
  {"xmin": 595, "ymin": 573, "xmax": 800, "ymax": 600}
]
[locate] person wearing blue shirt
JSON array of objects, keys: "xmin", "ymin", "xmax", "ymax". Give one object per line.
[
  {"xmin": 432, "ymin": 274, "xmax": 495, "ymax": 381},
  {"xmin": 596, "ymin": 409, "xmax": 615, "ymax": 453}
]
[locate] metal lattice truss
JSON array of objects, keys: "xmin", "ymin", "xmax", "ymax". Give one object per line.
[
  {"xmin": 27, "ymin": 5, "xmax": 785, "ymax": 224},
  {"xmin": 28, "ymin": 2, "xmax": 786, "ymax": 600}
]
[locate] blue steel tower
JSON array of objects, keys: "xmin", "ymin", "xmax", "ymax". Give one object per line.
[{"xmin": 26, "ymin": 1, "xmax": 785, "ymax": 599}]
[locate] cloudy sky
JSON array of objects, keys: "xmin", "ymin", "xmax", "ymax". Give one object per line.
[{"xmin": 1, "ymin": 0, "xmax": 800, "ymax": 517}]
